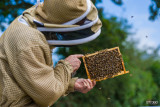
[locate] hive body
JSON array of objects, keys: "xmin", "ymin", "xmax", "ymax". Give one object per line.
[{"xmin": 83, "ymin": 47, "xmax": 129, "ymax": 81}]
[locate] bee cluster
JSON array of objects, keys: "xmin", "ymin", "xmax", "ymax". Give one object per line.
[{"xmin": 83, "ymin": 47, "xmax": 126, "ymax": 81}]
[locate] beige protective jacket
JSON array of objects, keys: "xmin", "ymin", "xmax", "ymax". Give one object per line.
[{"xmin": 0, "ymin": 17, "xmax": 77, "ymax": 107}]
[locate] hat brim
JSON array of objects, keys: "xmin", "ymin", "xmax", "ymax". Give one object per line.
[{"xmin": 36, "ymin": 16, "xmax": 99, "ymax": 32}]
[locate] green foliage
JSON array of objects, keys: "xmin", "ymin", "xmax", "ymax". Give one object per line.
[
  {"xmin": 149, "ymin": 60, "xmax": 160, "ymax": 101},
  {"xmin": 150, "ymin": 60, "xmax": 160, "ymax": 86},
  {"xmin": 0, "ymin": 0, "xmax": 160, "ymax": 31},
  {"xmin": 0, "ymin": 0, "xmax": 34, "ymax": 31},
  {"xmin": 149, "ymin": 0, "xmax": 160, "ymax": 20},
  {"xmin": 54, "ymin": 12, "xmax": 159, "ymax": 106}
]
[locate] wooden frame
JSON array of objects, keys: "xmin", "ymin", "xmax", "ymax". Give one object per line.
[{"xmin": 82, "ymin": 47, "xmax": 129, "ymax": 81}]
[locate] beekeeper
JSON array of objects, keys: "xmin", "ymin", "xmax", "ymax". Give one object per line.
[{"xmin": 0, "ymin": 0, "xmax": 102, "ymax": 106}]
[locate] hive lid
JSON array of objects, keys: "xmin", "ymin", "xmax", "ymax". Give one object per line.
[{"xmin": 82, "ymin": 47, "xmax": 129, "ymax": 81}]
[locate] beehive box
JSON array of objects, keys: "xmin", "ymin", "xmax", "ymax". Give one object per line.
[{"xmin": 82, "ymin": 47, "xmax": 129, "ymax": 81}]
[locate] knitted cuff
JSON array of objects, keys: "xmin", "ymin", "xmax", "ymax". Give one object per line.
[
  {"xmin": 58, "ymin": 60, "xmax": 74, "ymax": 73},
  {"xmin": 68, "ymin": 77, "xmax": 78, "ymax": 92}
]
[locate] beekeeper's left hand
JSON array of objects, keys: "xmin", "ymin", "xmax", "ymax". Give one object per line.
[{"xmin": 74, "ymin": 79, "xmax": 96, "ymax": 93}]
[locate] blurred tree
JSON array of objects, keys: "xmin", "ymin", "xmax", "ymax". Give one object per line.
[
  {"xmin": 0, "ymin": 0, "xmax": 34, "ymax": 31},
  {"xmin": 149, "ymin": 59, "xmax": 160, "ymax": 102},
  {"xmin": 149, "ymin": 0, "xmax": 160, "ymax": 20},
  {"xmin": 0, "ymin": 0, "xmax": 160, "ymax": 31},
  {"xmin": 150, "ymin": 60, "xmax": 160, "ymax": 86},
  {"xmin": 53, "ymin": 8, "xmax": 158, "ymax": 107}
]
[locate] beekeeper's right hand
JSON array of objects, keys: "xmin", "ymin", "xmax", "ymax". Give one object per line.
[{"xmin": 64, "ymin": 54, "xmax": 84, "ymax": 72}]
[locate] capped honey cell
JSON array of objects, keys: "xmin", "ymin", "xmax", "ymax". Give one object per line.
[{"xmin": 82, "ymin": 47, "xmax": 129, "ymax": 81}]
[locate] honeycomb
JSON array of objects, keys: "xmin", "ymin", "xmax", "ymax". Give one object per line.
[{"xmin": 82, "ymin": 47, "xmax": 129, "ymax": 81}]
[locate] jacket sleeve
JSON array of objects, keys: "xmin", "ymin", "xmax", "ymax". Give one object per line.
[
  {"xmin": 63, "ymin": 77, "xmax": 78, "ymax": 96},
  {"xmin": 54, "ymin": 61, "xmax": 78, "ymax": 96},
  {"xmin": 13, "ymin": 45, "xmax": 73, "ymax": 107}
]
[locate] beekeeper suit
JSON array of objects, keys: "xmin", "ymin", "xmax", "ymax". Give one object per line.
[{"xmin": 0, "ymin": 0, "xmax": 102, "ymax": 106}]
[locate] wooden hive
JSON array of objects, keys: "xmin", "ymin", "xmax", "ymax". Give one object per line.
[{"xmin": 82, "ymin": 47, "xmax": 129, "ymax": 81}]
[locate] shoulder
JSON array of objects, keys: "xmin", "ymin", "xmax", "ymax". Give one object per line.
[{"xmin": 4, "ymin": 17, "xmax": 49, "ymax": 51}]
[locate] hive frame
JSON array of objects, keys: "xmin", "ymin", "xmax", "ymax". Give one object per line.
[{"xmin": 82, "ymin": 47, "xmax": 129, "ymax": 81}]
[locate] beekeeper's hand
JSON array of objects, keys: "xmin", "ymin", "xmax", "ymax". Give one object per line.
[
  {"xmin": 74, "ymin": 79, "xmax": 96, "ymax": 93},
  {"xmin": 65, "ymin": 54, "xmax": 83, "ymax": 72}
]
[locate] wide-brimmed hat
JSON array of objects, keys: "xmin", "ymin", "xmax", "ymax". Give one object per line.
[{"xmin": 22, "ymin": 0, "xmax": 102, "ymax": 46}]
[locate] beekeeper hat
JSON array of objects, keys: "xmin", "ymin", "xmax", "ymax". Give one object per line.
[{"xmin": 23, "ymin": 0, "xmax": 102, "ymax": 46}]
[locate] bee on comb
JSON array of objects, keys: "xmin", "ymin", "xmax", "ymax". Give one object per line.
[{"xmin": 82, "ymin": 47, "xmax": 129, "ymax": 81}]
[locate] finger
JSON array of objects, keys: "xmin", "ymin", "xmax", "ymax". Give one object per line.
[
  {"xmin": 87, "ymin": 79, "xmax": 93, "ymax": 88},
  {"xmin": 76, "ymin": 83, "xmax": 84, "ymax": 92},
  {"xmin": 82, "ymin": 80, "xmax": 88, "ymax": 88},
  {"xmin": 76, "ymin": 59, "xmax": 81, "ymax": 65},
  {"xmin": 74, "ymin": 54, "xmax": 84, "ymax": 58},
  {"xmin": 73, "ymin": 68, "xmax": 79, "ymax": 72},
  {"xmin": 73, "ymin": 62, "xmax": 81, "ymax": 72},
  {"xmin": 81, "ymin": 79, "xmax": 95, "ymax": 93},
  {"xmin": 83, "ymin": 79, "xmax": 91, "ymax": 89},
  {"xmin": 92, "ymin": 81, "xmax": 96, "ymax": 86},
  {"xmin": 78, "ymin": 59, "xmax": 81, "ymax": 64}
]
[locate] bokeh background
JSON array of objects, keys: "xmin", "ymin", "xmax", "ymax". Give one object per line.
[{"xmin": 0, "ymin": 0, "xmax": 160, "ymax": 107}]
